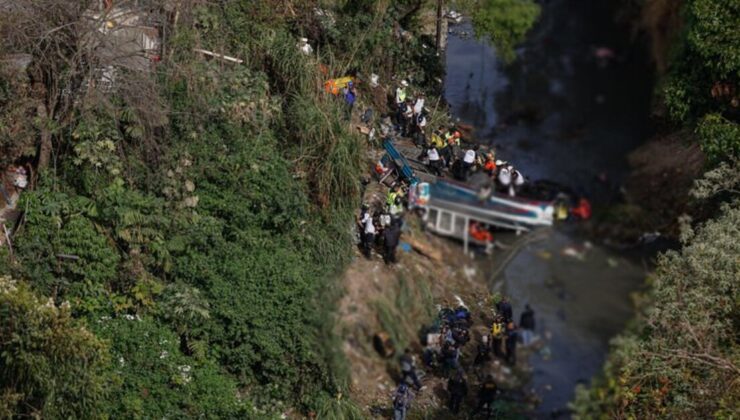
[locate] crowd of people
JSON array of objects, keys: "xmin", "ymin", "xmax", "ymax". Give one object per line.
[
  {"xmin": 358, "ymin": 184, "xmax": 406, "ymax": 264},
  {"xmin": 388, "ymin": 79, "xmax": 529, "ymax": 198},
  {"xmin": 338, "ymin": 75, "xmax": 546, "ymax": 417},
  {"xmin": 392, "ymin": 297, "xmax": 537, "ymax": 419}
]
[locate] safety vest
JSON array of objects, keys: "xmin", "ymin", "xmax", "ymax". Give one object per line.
[
  {"xmin": 396, "ymin": 88, "xmax": 407, "ymax": 104},
  {"xmin": 491, "ymin": 322, "xmax": 504, "ymax": 338},
  {"xmin": 386, "ymin": 191, "xmax": 398, "ymax": 207},
  {"xmin": 430, "ymin": 133, "xmax": 445, "ymax": 149}
]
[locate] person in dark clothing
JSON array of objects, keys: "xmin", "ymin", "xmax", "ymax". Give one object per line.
[
  {"xmin": 393, "ymin": 383, "xmax": 412, "ymax": 420},
  {"xmin": 343, "ymin": 81, "xmax": 356, "ymax": 120},
  {"xmin": 474, "ymin": 334, "xmax": 492, "ymax": 365},
  {"xmin": 504, "ymin": 322, "xmax": 518, "ymax": 365},
  {"xmin": 399, "ymin": 348, "xmax": 422, "ymax": 390},
  {"xmin": 441, "ymin": 341, "xmax": 460, "ymax": 371},
  {"xmin": 383, "ymin": 218, "xmax": 402, "ymax": 264},
  {"xmin": 519, "ymin": 304, "xmax": 535, "ymax": 346},
  {"xmin": 477, "ymin": 375, "xmax": 498, "ymax": 413},
  {"xmin": 447, "ymin": 370, "xmax": 468, "ymax": 414},
  {"xmin": 496, "ymin": 297, "xmax": 513, "ymax": 322}
]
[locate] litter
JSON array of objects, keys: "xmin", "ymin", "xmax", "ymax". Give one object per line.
[
  {"xmin": 561, "ymin": 246, "xmax": 585, "ymax": 260},
  {"xmin": 537, "ymin": 250, "xmax": 552, "ymax": 260},
  {"xmin": 400, "ymin": 242, "xmax": 412, "ymax": 252},
  {"xmin": 607, "ymin": 257, "xmax": 619, "ymax": 268}
]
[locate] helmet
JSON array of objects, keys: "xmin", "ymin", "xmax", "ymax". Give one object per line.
[
  {"xmin": 398, "ymin": 383, "xmax": 408, "ymax": 392},
  {"xmin": 401, "ymin": 80, "xmax": 409, "ymax": 87},
  {"xmin": 347, "ymin": 80, "xmax": 354, "ymax": 87},
  {"xmin": 495, "ymin": 160, "xmax": 503, "ymax": 166}
]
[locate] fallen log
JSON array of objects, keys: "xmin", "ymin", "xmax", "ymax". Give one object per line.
[{"xmin": 404, "ymin": 234, "xmax": 443, "ymax": 262}]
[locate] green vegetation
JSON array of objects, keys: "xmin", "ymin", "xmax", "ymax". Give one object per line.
[
  {"xmin": 661, "ymin": 0, "xmax": 739, "ymax": 163},
  {"xmin": 572, "ymin": 1, "xmax": 740, "ymax": 415},
  {"xmin": 571, "ymin": 166, "xmax": 740, "ymax": 418},
  {"xmin": 0, "ymin": 0, "xmax": 458, "ymax": 416},
  {"xmin": 0, "ymin": 276, "xmax": 108, "ymax": 418},
  {"xmin": 467, "ymin": 0, "xmax": 542, "ymax": 63}
]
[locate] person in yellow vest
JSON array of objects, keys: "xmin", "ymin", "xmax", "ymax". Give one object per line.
[
  {"xmin": 442, "ymin": 130, "xmax": 460, "ymax": 167},
  {"xmin": 395, "ymin": 80, "xmax": 408, "ymax": 106},
  {"xmin": 490, "ymin": 315, "xmax": 505, "ymax": 358}
]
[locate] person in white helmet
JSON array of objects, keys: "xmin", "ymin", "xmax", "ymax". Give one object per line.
[{"xmin": 427, "ymin": 147, "xmax": 443, "ymax": 177}]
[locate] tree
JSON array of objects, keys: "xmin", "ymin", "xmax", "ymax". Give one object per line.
[
  {"xmin": 0, "ymin": 276, "xmax": 108, "ymax": 418},
  {"xmin": 468, "ymin": 0, "xmax": 541, "ymax": 63}
]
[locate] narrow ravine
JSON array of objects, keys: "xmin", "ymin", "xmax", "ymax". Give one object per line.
[{"xmin": 444, "ymin": 0, "xmax": 656, "ymax": 416}]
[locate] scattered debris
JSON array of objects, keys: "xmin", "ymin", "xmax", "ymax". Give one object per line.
[{"xmin": 193, "ymin": 48, "xmax": 243, "ymax": 64}]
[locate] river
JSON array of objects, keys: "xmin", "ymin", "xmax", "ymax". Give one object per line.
[{"xmin": 444, "ymin": 1, "xmax": 654, "ymax": 417}]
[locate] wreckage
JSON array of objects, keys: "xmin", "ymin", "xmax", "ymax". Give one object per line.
[{"xmin": 380, "ymin": 140, "xmax": 554, "ymax": 252}]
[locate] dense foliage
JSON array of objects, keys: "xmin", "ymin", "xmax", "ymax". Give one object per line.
[
  {"xmin": 468, "ymin": 0, "xmax": 542, "ymax": 63},
  {"xmin": 572, "ymin": 192, "xmax": 740, "ymax": 418},
  {"xmin": 573, "ymin": 1, "xmax": 739, "ymax": 416},
  {"xmin": 661, "ymin": 0, "xmax": 739, "ymax": 163},
  {"xmin": 0, "ymin": 276, "xmax": 108, "ymax": 418},
  {"xmin": 0, "ymin": 0, "xmax": 543, "ymax": 416}
]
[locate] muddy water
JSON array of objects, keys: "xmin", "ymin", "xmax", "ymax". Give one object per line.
[{"xmin": 444, "ymin": 1, "xmax": 654, "ymax": 417}]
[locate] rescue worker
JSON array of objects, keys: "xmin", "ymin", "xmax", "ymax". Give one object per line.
[
  {"xmin": 393, "ymin": 383, "xmax": 412, "ymax": 420},
  {"xmin": 389, "ymin": 196, "xmax": 404, "ymax": 218},
  {"xmin": 442, "ymin": 130, "xmax": 461, "ymax": 168},
  {"xmin": 447, "ymin": 370, "xmax": 468, "ymax": 414},
  {"xmin": 497, "ymin": 296, "xmax": 513, "ymax": 322},
  {"xmin": 509, "ymin": 166, "xmax": 525, "ymax": 197},
  {"xmin": 505, "ymin": 321, "xmax": 518, "ymax": 365},
  {"xmin": 395, "ymin": 80, "xmax": 409, "ymax": 106},
  {"xmin": 427, "ymin": 147, "xmax": 443, "ymax": 177},
  {"xmin": 413, "ymin": 92, "xmax": 425, "ymax": 116},
  {"xmin": 483, "ymin": 152, "xmax": 497, "ymax": 176},
  {"xmin": 363, "ymin": 214, "xmax": 376, "ymax": 258},
  {"xmin": 343, "ymin": 80, "xmax": 356, "ymax": 120},
  {"xmin": 571, "ymin": 197, "xmax": 592, "ymax": 220},
  {"xmin": 477, "ymin": 375, "xmax": 498, "ymax": 413},
  {"xmin": 460, "ymin": 146, "xmax": 477, "ymax": 181},
  {"xmin": 386, "ymin": 186, "xmax": 401, "ymax": 208},
  {"xmin": 441, "ymin": 341, "xmax": 460, "ymax": 371},
  {"xmin": 399, "ymin": 348, "xmax": 422, "ymax": 390},
  {"xmin": 402, "ymin": 99, "xmax": 414, "ymax": 136},
  {"xmin": 383, "ymin": 217, "xmax": 402, "ymax": 264},
  {"xmin": 469, "ymin": 221, "xmax": 493, "ymax": 244},
  {"xmin": 519, "ymin": 304, "xmax": 535, "ymax": 346},
  {"xmin": 358, "ymin": 203, "xmax": 370, "ymax": 244},
  {"xmin": 396, "ymin": 99, "xmax": 409, "ymax": 133},
  {"xmin": 490, "ymin": 315, "xmax": 505, "ymax": 358},
  {"xmin": 474, "ymin": 334, "xmax": 492, "ymax": 365},
  {"xmin": 413, "ymin": 112, "xmax": 427, "ymax": 146}
]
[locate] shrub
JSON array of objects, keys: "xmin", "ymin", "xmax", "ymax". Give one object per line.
[{"xmin": 0, "ymin": 276, "xmax": 108, "ymax": 418}]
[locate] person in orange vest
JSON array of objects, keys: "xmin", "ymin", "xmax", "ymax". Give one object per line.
[
  {"xmin": 571, "ymin": 197, "xmax": 592, "ymax": 220},
  {"xmin": 469, "ymin": 221, "xmax": 493, "ymax": 243},
  {"xmin": 483, "ymin": 152, "xmax": 497, "ymax": 176}
]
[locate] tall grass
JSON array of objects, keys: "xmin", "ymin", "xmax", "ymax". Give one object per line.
[{"xmin": 374, "ymin": 274, "xmax": 436, "ymax": 352}]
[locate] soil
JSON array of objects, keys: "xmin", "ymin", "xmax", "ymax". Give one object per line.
[
  {"xmin": 592, "ymin": 129, "xmax": 705, "ymax": 243},
  {"xmin": 338, "ymin": 162, "xmax": 536, "ymax": 417}
]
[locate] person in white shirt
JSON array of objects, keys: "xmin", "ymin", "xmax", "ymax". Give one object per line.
[
  {"xmin": 413, "ymin": 93, "xmax": 425, "ymax": 116},
  {"xmin": 460, "ymin": 145, "xmax": 479, "ymax": 181},
  {"xmin": 427, "ymin": 147, "xmax": 443, "ymax": 177},
  {"xmin": 363, "ymin": 216, "xmax": 376, "ymax": 258}
]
